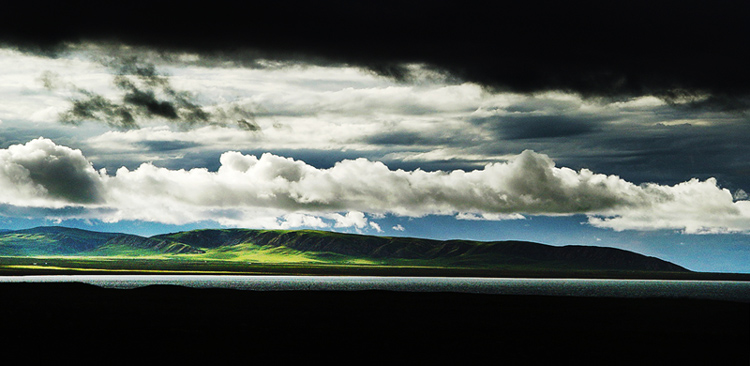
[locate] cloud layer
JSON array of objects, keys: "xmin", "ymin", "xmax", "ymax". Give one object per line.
[
  {"xmin": 51, "ymin": 57, "xmax": 217, "ymax": 129},
  {"xmin": 4, "ymin": 2, "xmax": 750, "ymax": 110},
  {"xmin": 6, "ymin": 45, "xmax": 747, "ymax": 196},
  {"xmin": 1, "ymin": 138, "xmax": 748, "ymax": 233}
]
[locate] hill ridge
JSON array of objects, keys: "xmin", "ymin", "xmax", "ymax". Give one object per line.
[
  {"xmin": 0, "ymin": 226, "xmax": 688, "ymax": 272},
  {"xmin": 152, "ymin": 227, "xmax": 688, "ymax": 272}
]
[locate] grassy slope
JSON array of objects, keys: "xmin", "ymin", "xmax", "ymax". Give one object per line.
[
  {"xmin": 154, "ymin": 228, "xmax": 690, "ymax": 272},
  {"xmin": 4, "ymin": 226, "xmax": 739, "ymax": 279},
  {"xmin": 0, "ymin": 227, "xmax": 118, "ymax": 255}
]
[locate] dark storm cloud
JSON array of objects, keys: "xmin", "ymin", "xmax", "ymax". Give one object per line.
[
  {"xmin": 4, "ymin": 1, "xmax": 749, "ymax": 110},
  {"xmin": 0, "ymin": 203, "xmax": 115, "ymax": 218},
  {"xmin": 471, "ymin": 119, "xmax": 750, "ymax": 195},
  {"xmin": 365, "ymin": 131, "xmax": 454, "ymax": 146},
  {"xmin": 136, "ymin": 140, "xmax": 201, "ymax": 152},
  {"xmin": 582, "ymin": 123, "xmax": 750, "ymax": 187},
  {"xmin": 666, "ymin": 94, "xmax": 750, "ymax": 114},
  {"xmin": 209, "ymin": 104, "xmax": 261, "ymax": 131},
  {"xmin": 472, "ymin": 115, "xmax": 602, "ymax": 140},
  {"xmin": 51, "ymin": 56, "xmax": 248, "ymax": 129},
  {"xmin": 60, "ymin": 89, "xmax": 139, "ymax": 129},
  {"xmin": 236, "ymin": 119, "xmax": 261, "ymax": 131},
  {"xmin": 110, "ymin": 57, "xmax": 210, "ymax": 124}
]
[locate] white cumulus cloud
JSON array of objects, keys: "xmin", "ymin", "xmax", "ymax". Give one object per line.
[
  {"xmin": 2, "ymin": 138, "xmax": 750, "ymax": 233},
  {"xmin": 0, "ymin": 138, "xmax": 105, "ymax": 206}
]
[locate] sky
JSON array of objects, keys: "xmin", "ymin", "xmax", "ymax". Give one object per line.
[{"xmin": 1, "ymin": 1, "xmax": 749, "ymax": 272}]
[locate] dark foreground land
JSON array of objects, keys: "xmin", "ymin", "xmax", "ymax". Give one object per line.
[{"xmin": 1, "ymin": 283, "xmax": 747, "ymax": 364}]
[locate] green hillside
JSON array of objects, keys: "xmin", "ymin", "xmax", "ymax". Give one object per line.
[
  {"xmin": 0, "ymin": 226, "xmax": 689, "ymax": 274},
  {"xmin": 151, "ymin": 228, "xmax": 688, "ymax": 271},
  {"xmin": 0, "ymin": 227, "xmax": 120, "ymax": 255}
]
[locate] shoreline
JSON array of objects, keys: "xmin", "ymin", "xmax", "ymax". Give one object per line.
[
  {"xmin": 3, "ymin": 274, "xmax": 750, "ymax": 303},
  {"xmin": 2, "ymin": 264, "xmax": 750, "ymax": 281}
]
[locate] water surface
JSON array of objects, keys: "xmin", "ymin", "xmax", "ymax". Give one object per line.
[{"xmin": 3, "ymin": 275, "xmax": 749, "ymax": 302}]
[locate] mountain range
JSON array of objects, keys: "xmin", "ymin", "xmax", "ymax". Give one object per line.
[{"xmin": 0, "ymin": 226, "xmax": 688, "ymax": 273}]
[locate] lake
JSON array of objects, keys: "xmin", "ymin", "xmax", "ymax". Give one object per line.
[{"xmin": 3, "ymin": 275, "xmax": 749, "ymax": 302}]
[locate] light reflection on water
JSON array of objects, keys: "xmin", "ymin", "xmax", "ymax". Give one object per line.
[{"xmin": 2, "ymin": 275, "xmax": 749, "ymax": 302}]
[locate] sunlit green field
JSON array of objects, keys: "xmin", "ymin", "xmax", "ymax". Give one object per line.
[
  {"xmin": 0, "ymin": 243, "xmax": 383, "ymax": 274},
  {"xmin": 4, "ymin": 226, "xmax": 746, "ymax": 280},
  {"xmin": 0, "ymin": 254, "xmax": 457, "ymax": 278},
  {"xmin": 3, "ymin": 254, "xmax": 739, "ymax": 280}
]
